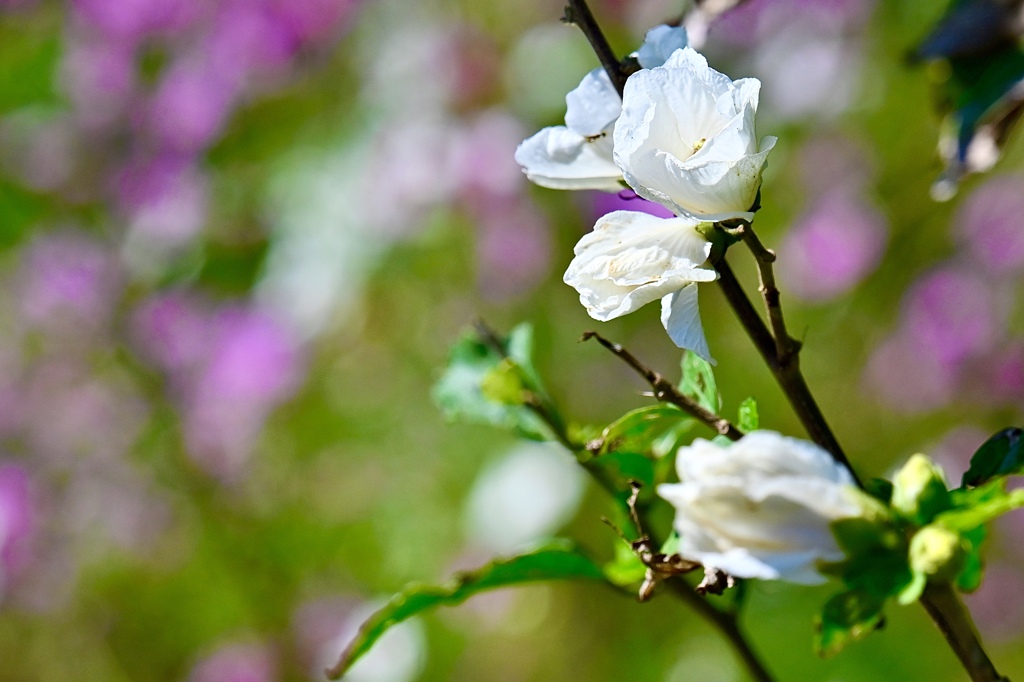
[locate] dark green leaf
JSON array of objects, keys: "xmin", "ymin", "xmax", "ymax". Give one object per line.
[
  {"xmin": 680, "ymin": 351, "xmax": 718, "ymax": 413},
  {"xmin": 326, "ymin": 543, "xmax": 608, "ymax": 679},
  {"xmin": 962, "ymin": 427, "xmax": 1024, "ymax": 487},
  {"xmin": 737, "ymin": 397, "xmax": 759, "ymax": 432},
  {"xmin": 865, "ymin": 478, "xmax": 894, "ymax": 505},
  {"xmin": 815, "ymin": 589, "xmax": 886, "ymax": 657}
]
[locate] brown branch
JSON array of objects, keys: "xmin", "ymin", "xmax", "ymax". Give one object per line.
[
  {"xmin": 582, "ymin": 330, "xmax": 744, "ymax": 441},
  {"xmin": 712, "ymin": 257, "xmax": 862, "ymax": 486},
  {"xmin": 738, "ymin": 224, "xmax": 801, "ymax": 363},
  {"xmin": 919, "ymin": 584, "xmax": 1009, "ymax": 682},
  {"xmin": 562, "ymin": 0, "xmax": 632, "ymax": 97}
]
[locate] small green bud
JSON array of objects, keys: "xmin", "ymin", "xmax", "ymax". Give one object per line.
[
  {"xmin": 909, "ymin": 525, "xmax": 966, "ymax": 582},
  {"xmin": 480, "ymin": 359, "xmax": 527, "ymax": 406},
  {"xmin": 892, "ymin": 454, "xmax": 951, "ymax": 525}
]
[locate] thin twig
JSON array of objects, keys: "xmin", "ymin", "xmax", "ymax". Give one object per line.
[
  {"xmin": 662, "ymin": 578, "xmax": 773, "ymax": 682},
  {"xmin": 737, "ymin": 224, "xmax": 801, "ymax": 363},
  {"xmin": 582, "ymin": 330, "xmax": 744, "ymax": 441},
  {"xmin": 712, "ymin": 257, "xmax": 861, "ymax": 485},
  {"xmin": 919, "ymin": 584, "xmax": 1009, "ymax": 682},
  {"xmin": 562, "ymin": 0, "xmax": 632, "ymax": 97}
]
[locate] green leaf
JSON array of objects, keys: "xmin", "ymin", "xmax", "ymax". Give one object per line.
[
  {"xmin": 962, "ymin": 427, "xmax": 1024, "ymax": 488},
  {"xmin": 865, "ymin": 478, "xmax": 894, "ymax": 505},
  {"xmin": 937, "ymin": 480, "xmax": 1024, "ymax": 532},
  {"xmin": 815, "ymin": 589, "xmax": 886, "ymax": 657},
  {"xmin": 604, "ymin": 540, "xmax": 647, "ymax": 587},
  {"xmin": 589, "ymin": 451, "xmax": 655, "ymax": 493},
  {"xmin": 594, "ymin": 405, "xmax": 694, "ymax": 458},
  {"xmin": 432, "ymin": 325, "xmax": 547, "ymax": 440},
  {"xmin": 326, "ymin": 543, "xmax": 608, "ymax": 679},
  {"xmin": 824, "ymin": 516, "xmax": 913, "ymax": 599},
  {"xmin": 957, "ymin": 525, "xmax": 987, "ymax": 593},
  {"xmin": 480, "ymin": 358, "xmax": 528, "ymax": 405},
  {"xmin": 680, "ymin": 351, "xmax": 718, "ymax": 413},
  {"xmin": 737, "ymin": 397, "xmax": 759, "ymax": 432}
]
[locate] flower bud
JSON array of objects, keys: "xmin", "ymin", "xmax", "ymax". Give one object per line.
[
  {"xmin": 892, "ymin": 454, "xmax": 951, "ymax": 525},
  {"xmin": 909, "ymin": 525, "xmax": 965, "ymax": 582}
]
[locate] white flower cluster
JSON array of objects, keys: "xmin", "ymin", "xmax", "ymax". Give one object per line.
[{"xmin": 516, "ymin": 27, "xmax": 776, "ymax": 362}]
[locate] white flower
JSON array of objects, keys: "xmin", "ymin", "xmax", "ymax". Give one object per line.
[
  {"xmin": 657, "ymin": 431, "xmax": 864, "ymax": 584},
  {"xmin": 614, "ymin": 46, "xmax": 777, "ymax": 220},
  {"xmin": 562, "ymin": 210, "xmax": 718, "ymax": 361},
  {"xmin": 514, "ymin": 25, "xmax": 688, "ymax": 191}
]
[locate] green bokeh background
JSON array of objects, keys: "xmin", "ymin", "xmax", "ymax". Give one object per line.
[{"xmin": 1, "ymin": 0, "xmax": 1023, "ymax": 680}]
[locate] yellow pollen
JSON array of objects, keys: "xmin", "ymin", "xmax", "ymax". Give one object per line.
[{"xmin": 693, "ymin": 137, "xmax": 707, "ymax": 153}]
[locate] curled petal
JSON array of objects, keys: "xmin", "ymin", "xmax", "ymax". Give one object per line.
[
  {"xmin": 564, "ymin": 68, "xmax": 621, "ymax": 138},
  {"xmin": 661, "ymin": 284, "xmax": 713, "ymax": 363},
  {"xmin": 634, "ymin": 25, "xmax": 689, "ymax": 69},
  {"xmin": 514, "ymin": 125, "xmax": 623, "ymax": 191},
  {"xmin": 563, "ymin": 210, "xmax": 716, "ymax": 321}
]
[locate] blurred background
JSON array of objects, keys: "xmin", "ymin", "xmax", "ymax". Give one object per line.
[{"xmin": 0, "ymin": 0, "xmax": 1023, "ymax": 680}]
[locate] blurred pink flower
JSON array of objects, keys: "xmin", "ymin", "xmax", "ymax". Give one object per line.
[
  {"xmin": 863, "ymin": 332, "xmax": 956, "ymax": 413},
  {"xmin": 17, "ymin": 230, "xmax": 121, "ymax": 334},
  {"xmin": 72, "ymin": 0, "xmax": 201, "ymax": 43},
  {"xmin": 798, "ymin": 134, "xmax": 874, "ymax": 195},
  {"xmin": 60, "ymin": 38, "xmax": 137, "ymax": 130},
  {"xmin": 188, "ymin": 641, "xmax": 277, "ymax": 682},
  {"xmin": 0, "ymin": 464, "xmax": 35, "ymax": 587},
  {"xmin": 117, "ymin": 155, "xmax": 209, "ymax": 247},
  {"xmin": 452, "ymin": 110, "xmax": 528, "ymax": 199},
  {"xmin": 927, "ymin": 426, "xmax": 990, "ymax": 485},
  {"xmin": 270, "ymin": 0, "xmax": 363, "ymax": 45},
  {"xmin": 132, "ymin": 292, "xmax": 211, "ymax": 372},
  {"xmin": 182, "ymin": 306, "xmax": 303, "ymax": 480},
  {"xmin": 903, "ymin": 267, "xmax": 1005, "ymax": 368},
  {"xmin": 779, "ymin": 190, "xmax": 887, "ymax": 302},
  {"xmin": 955, "ymin": 175, "xmax": 1024, "ymax": 274},
  {"xmin": 474, "ymin": 198, "xmax": 552, "ymax": 301},
  {"xmin": 147, "ymin": 61, "xmax": 236, "ymax": 154}
]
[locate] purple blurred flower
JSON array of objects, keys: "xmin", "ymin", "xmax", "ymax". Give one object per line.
[
  {"xmin": 903, "ymin": 267, "xmax": 1005, "ymax": 368},
  {"xmin": 0, "ymin": 464, "xmax": 34, "ymax": 588},
  {"xmin": 182, "ymin": 306, "xmax": 303, "ymax": 480},
  {"xmin": 712, "ymin": 0, "xmax": 873, "ymax": 44},
  {"xmin": 188, "ymin": 641, "xmax": 277, "ymax": 682},
  {"xmin": 586, "ymin": 189, "xmax": 675, "ymax": 223},
  {"xmin": 147, "ymin": 61, "xmax": 236, "ymax": 154},
  {"xmin": 474, "ymin": 198, "xmax": 552, "ymax": 301},
  {"xmin": 205, "ymin": 2, "xmax": 298, "ymax": 85},
  {"xmin": 117, "ymin": 155, "xmax": 209, "ymax": 247},
  {"xmin": 270, "ymin": 0, "xmax": 363, "ymax": 45},
  {"xmin": 863, "ymin": 332, "xmax": 956, "ymax": 413},
  {"xmin": 60, "ymin": 38, "xmax": 137, "ymax": 131},
  {"xmin": 955, "ymin": 175, "xmax": 1024, "ymax": 274},
  {"xmin": 17, "ymin": 230, "xmax": 121, "ymax": 334},
  {"xmin": 779, "ymin": 190, "xmax": 887, "ymax": 302},
  {"xmin": 452, "ymin": 110, "xmax": 528, "ymax": 199},
  {"xmin": 72, "ymin": 0, "xmax": 201, "ymax": 43},
  {"xmin": 132, "ymin": 292, "xmax": 211, "ymax": 372}
]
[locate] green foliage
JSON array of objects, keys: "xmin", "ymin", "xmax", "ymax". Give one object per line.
[
  {"xmin": 588, "ymin": 451, "xmax": 656, "ymax": 493},
  {"xmin": 679, "ymin": 351, "xmax": 719, "ymax": 413},
  {"xmin": 326, "ymin": 542, "xmax": 610, "ymax": 679},
  {"xmin": 737, "ymin": 397, "xmax": 759, "ymax": 432},
  {"xmin": 432, "ymin": 324, "xmax": 548, "ymax": 440},
  {"xmin": 962, "ymin": 427, "xmax": 1024, "ymax": 487},
  {"xmin": 937, "ymin": 479, "xmax": 1024, "ymax": 532},
  {"xmin": 815, "ymin": 589, "xmax": 886, "ymax": 658},
  {"xmin": 592, "ymin": 405, "xmax": 694, "ymax": 459},
  {"xmin": 956, "ymin": 526, "xmax": 987, "ymax": 593}
]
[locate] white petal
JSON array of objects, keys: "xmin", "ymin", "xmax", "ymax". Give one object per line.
[
  {"xmin": 660, "ymin": 285, "xmax": 714, "ymax": 363},
  {"xmin": 634, "ymin": 25, "xmax": 689, "ymax": 69},
  {"xmin": 564, "ymin": 68, "xmax": 621, "ymax": 138},
  {"xmin": 514, "ymin": 125, "xmax": 623, "ymax": 191},
  {"xmin": 563, "ymin": 211, "xmax": 716, "ymax": 321}
]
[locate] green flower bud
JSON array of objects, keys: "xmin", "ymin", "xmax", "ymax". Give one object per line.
[
  {"xmin": 892, "ymin": 454, "xmax": 951, "ymax": 525},
  {"xmin": 909, "ymin": 525, "xmax": 966, "ymax": 582}
]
